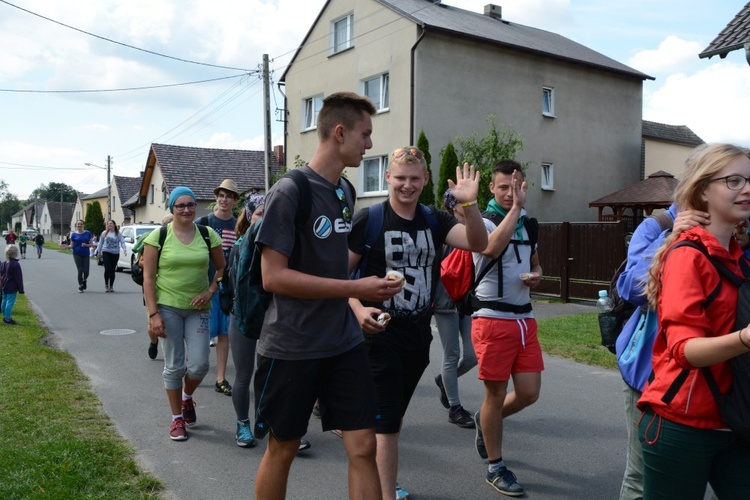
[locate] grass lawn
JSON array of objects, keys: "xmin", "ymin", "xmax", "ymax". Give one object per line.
[
  {"xmin": 0, "ymin": 294, "xmax": 163, "ymax": 498},
  {"xmin": 537, "ymin": 311, "xmax": 618, "ymax": 370}
]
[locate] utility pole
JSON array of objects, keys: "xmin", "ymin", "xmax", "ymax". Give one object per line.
[
  {"xmin": 262, "ymin": 54, "xmax": 272, "ymax": 193},
  {"xmin": 106, "ymin": 155, "xmax": 112, "ymax": 222}
]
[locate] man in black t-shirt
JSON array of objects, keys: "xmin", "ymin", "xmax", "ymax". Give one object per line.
[{"xmin": 348, "ymin": 147, "xmax": 488, "ymax": 499}]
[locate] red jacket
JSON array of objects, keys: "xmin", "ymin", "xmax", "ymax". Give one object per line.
[{"xmin": 638, "ymin": 227, "xmax": 743, "ymax": 429}]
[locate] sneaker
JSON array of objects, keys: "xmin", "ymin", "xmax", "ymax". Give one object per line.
[
  {"xmin": 486, "ymin": 466, "xmax": 524, "ymax": 497},
  {"xmin": 435, "ymin": 374, "xmax": 449, "ymax": 409},
  {"xmin": 215, "ymin": 380, "xmax": 232, "ymax": 396},
  {"xmin": 298, "ymin": 438, "xmax": 311, "ymax": 451},
  {"xmin": 3, "ymin": 318, "xmax": 17, "ymax": 325},
  {"xmin": 181, "ymin": 398, "xmax": 197, "ymax": 427},
  {"xmin": 169, "ymin": 418, "xmax": 188, "ymax": 441},
  {"xmin": 82, "ymin": 280, "xmax": 87, "ymax": 291},
  {"xmin": 78, "ymin": 285, "xmax": 84, "ymax": 292},
  {"xmin": 209, "ymin": 337, "xmax": 217, "ymax": 347},
  {"xmin": 148, "ymin": 341, "xmax": 158, "ymax": 360},
  {"xmin": 236, "ymin": 420, "xmax": 256, "ymax": 448},
  {"xmin": 448, "ymin": 405, "xmax": 476, "ymax": 428},
  {"xmin": 474, "ymin": 411, "xmax": 488, "ymax": 459},
  {"xmin": 395, "ymin": 483, "xmax": 410, "ymax": 500}
]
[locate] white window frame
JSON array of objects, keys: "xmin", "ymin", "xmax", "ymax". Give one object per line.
[
  {"xmin": 302, "ymin": 95, "xmax": 323, "ymax": 131},
  {"xmin": 542, "ymin": 86, "xmax": 555, "ymax": 117},
  {"xmin": 330, "ymin": 13, "xmax": 354, "ymax": 55},
  {"xmin": 361, "ymin": 73, "xmax": 389, "ymax": 112},
  {"xmin": 149, "ymin": 184, "xmax": 155, "ymax": 204},
  {"xmin": 541, "ymin": 163, "xmax": 554, "ymax": 191},
  {"xmin": 361, "ymin": 155, "xmax": 389, "ymax": 195}
]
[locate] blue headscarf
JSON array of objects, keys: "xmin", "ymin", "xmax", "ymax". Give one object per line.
[{"xmin": 168, "ymin": 186, "xmax": 196, "ymax": 213}]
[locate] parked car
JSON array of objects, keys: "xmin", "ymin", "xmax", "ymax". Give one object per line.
[{"xmin": 116, "ymin": 223, "xmax": 161, "ymax": 272}]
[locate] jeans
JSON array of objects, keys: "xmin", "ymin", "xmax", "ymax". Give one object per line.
[
  {"xmin": 639, "ymin": 408, "xmax": 750, "ymax": 499},
  {"xmin": 435, "ymin": 311, "xmax": 476, "ymax": 407},
  {"xmin": 72, "ymin": 253, "xmax": 90, "ymax": 287},
  {"xmin": 2, "ymin": 292, "xmax": 17, "ymax": 319},
  {"xmin": 159, "ymin": 306, "xmax": 210, "ymax": 390}
]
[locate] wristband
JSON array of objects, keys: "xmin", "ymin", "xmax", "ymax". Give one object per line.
[
  {"xmin": 460, "ymin": 200, "xmax": 478, "ymax": 207},
  {"xmin": 740, "ymin": 329, "xmax": 750, "ymax": 351},
  {"xmin": 149, "ymin": 311, "xmax": 159, "ymax": 318}
]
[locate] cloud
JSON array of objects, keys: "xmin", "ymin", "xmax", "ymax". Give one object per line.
[
  {"xmin": 644, "ymin": 61, "xmax": 750, "ymax": 145},
  {"xmin": 627, "ymin": 36, "xmax": 704, "ymax": 75}
]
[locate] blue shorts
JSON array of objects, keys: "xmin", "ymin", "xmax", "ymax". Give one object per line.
[{"xmin": 208, "ymin": 293, "xmax": 229, "ymax": 337}]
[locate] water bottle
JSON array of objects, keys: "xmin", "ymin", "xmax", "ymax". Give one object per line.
[
  {"xmin": 596, "ymin": 290, "xmax": 614, "ymax": 314},
  {"xmin": 597, "ymin": 289, "xmax": 617, "ymax": 352}
]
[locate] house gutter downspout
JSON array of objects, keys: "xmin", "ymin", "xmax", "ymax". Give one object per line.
[{"xmin": 410, "ymin": 26, "xmax": 427, "ymax": 143}]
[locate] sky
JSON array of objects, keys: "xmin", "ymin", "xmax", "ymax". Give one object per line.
[{"xmin": 1, "ymin": 0, "xmax": 748, "ymax": 201}]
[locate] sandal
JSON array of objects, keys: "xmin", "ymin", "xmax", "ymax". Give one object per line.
[{"xmin": 215, "ymin": 380, "xmax": 232, "ymax": 396}]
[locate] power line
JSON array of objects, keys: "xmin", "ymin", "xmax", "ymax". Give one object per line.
[
  {"xmin": 0, "ymin": 0, "xmax": 255, "ymax": 72},
  {"xmin": 0, "ymin": 73, "xmax": 249, "ymax": 94}
]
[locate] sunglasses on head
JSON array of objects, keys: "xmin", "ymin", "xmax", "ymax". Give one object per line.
[{"xmin": 392, "ymin": 147, "xmax": 424, "ymax": 161}]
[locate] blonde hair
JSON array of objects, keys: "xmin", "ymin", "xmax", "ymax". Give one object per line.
[
  {"xmin": 646, "ymin": 143, "xmax": 750, "ymax": 308},
  {"xmin": 5, "ymin": 244, "xmax": 18, "ymax": 259}
]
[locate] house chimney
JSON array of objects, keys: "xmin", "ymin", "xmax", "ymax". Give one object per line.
[
  {"xmin": 484, "ymin": 4, "xmax": 502, "ymax": 20},
  {"xmin": 273, "ymin": 145, "xmax": 285, "ymax": 166}
]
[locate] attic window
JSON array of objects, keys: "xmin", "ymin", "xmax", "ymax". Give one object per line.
[
  {"xmin": 331, "ymin": 13, "xmax": 353, "ymax": 55},
  {"xmin": 542, "ymin": 87, "xmax": 555, "ymax": 117}
]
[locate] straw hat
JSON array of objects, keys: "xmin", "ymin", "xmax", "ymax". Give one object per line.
[{"xmin": 214, "ymin": 179, "xmax": 240, "ymax": 198}]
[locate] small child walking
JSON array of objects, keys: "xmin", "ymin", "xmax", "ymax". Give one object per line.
[{"xmin": 1, "ymin": 244, "xmax": 24, "ymax": 325}]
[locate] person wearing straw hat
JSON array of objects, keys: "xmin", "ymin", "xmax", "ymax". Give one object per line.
[{"xmin": 196, "ymin": 178, "xmax": 240, "ymax": 397}]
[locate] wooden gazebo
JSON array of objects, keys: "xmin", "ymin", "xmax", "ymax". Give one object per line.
[{"xmin": 589, "ymin": 170, "xmax": 678, "ymax": 233}]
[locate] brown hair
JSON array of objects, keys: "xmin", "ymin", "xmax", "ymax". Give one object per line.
[
  {"xmin": 235, "ymin": 208, "xmax": 251, "ymax": 238},
  {"xmin": 317, "ymin": 91, "xmax": 376, "ymax": 141}
]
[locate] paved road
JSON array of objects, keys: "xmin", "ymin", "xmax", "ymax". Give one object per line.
[{"xmin": 20, "ymin": 244, "xmax": 635, "ymax": 499}]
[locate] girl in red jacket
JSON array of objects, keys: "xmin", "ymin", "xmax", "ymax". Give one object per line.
[{"xmin": 640, "ymin": 143, "xmax": 750, "ymax": 499}]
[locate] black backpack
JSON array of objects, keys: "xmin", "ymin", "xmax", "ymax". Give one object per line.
[
  {"xmin": 131, "ymin": 224, "xmax": 211, "ymax": 286},
  {"xmin": 600, "ymin": 212, "xmax": 673, "ymax": 354}
]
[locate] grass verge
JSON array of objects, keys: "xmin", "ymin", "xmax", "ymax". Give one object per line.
[
  {"xmin": 0, "ymin": 294, "xmax": 163, "ymax": 499},
  {"xmin": 537, "ymin": 311, "xmax": 617, "ymax": 370}
]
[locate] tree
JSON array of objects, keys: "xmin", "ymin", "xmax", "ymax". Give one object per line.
[
  {"xmin": 454, "ymin": 115, "xmax": 525, "ymax": 209},
  {"xmin": 84, "ymin": 201, "xmax": 105, "ymax": 237},
  {"xmin": 0, "ymin": 180, "xmax": 21, "ymax": 231},
  {"xmin": 438, "ymin": 142, "xmax": 459, "ymax": 208},
  {"xmin": 31, "ymin": 182, "xmax": 78, "ymax": 203},
  {"xmin": 416, "ymin": 131, "xmax": 436, "ymax": 207}
]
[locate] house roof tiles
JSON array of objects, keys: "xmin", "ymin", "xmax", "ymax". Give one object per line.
[
  {"xmin": 148, "ymin": 143, "xmax": 281, "ymax": 201},
  {"xmin": 589, "ymin": 171, "xmax": 678, "ymax": 208},
  {"xmin": 642, "ymin": 120, "xmax": 704, "ymax": 147},
  {"xmin": 699, "ymin": 3, "xmax": 750, "ymax": 60},
  {"xmin": 113, "ymin": 175, "xmax": 142, "ymax": 218}
]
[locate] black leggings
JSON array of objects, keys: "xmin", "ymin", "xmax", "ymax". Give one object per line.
[
  {"xmin": 72, "ymin": 253, "xmax": 90, "ymax": 287},
  {"xmin": 102, "ymin": 252, "xmax": 119, "ymax": 287}
]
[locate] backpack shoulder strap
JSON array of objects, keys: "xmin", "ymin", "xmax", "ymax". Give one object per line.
[
  {"xmin": 283, "ymin": 168, "xmax": 312, "ymax": 228},
  {"xmin": 195, "ymin": 224, "xmax": 212, "ymax": 252},
  {"xmin": 419, "ymin": 203, "xmax": 440, "ymax": 238},
  {"xmin": 523, "ymin": 216, "xmax": 539, "ymax": 250},
  {"xmin": 352, "ymin": 201, "xmax": 385, "ymax": 279}
]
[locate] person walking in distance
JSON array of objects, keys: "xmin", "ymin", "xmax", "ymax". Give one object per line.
[
  {"xmin": 62, "ymin": 220, "xmax": 95, "ymax": 292},
  {"xmin": 348, "ymin": 147, "xmax": 488, "ymax": 500},
  {"xmin": 252, "ymin": 92, "xmax": 400, "ymax": 500},
  {"xmin": 34, "ymin": 231, "xmax": 44, "ymax": 258},
  {"xmin": 196, "ymin": 178, "xmax": 240, "ymax": 396},
  {"xmin": 18, "ymin": 232, "xmax": 28, "ymax": 259},
  {"xmin": 471, "ymin": 161, "xmax": 543, "ymax": 497},
  {"xmin": 96, "ymin": 220, "xmax": 126, "ymax": 292}
]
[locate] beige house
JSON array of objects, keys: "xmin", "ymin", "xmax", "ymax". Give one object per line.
[
  {"xmin": 80, "ymin": 187, "xmax": 108, "ymax": 224},
  {"xmin": 280, "ymin": 0, "xmax": 652, "ymax": 221},
  {"xmin": 642, "ymin": 120, "xmax": 704, "ymax": 179}
]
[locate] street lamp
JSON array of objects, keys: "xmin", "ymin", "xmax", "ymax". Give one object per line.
[{"xmin": 85, "ymin": 155, "xmax": 111, "ymax": 221}]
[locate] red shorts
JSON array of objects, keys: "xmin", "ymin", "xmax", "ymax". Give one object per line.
[{"xmin": 471, "ymin": 316, "xmax": 544, "ymax": 381}]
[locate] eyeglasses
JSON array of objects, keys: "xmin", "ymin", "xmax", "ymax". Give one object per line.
[
  {"xmin": 392, "ymin": 147, "xmax": 424, "ymax": 161},
  {"xmin": 335, "ymin": 187, "xmax": 352, "ymax": 223},
  {"xmin": 708, "ymin": 175, "xmax": 750, "ymax": 191},
  {"xmin": 173, "ymin": 202, "xmax": 197, "ymax": 211}
]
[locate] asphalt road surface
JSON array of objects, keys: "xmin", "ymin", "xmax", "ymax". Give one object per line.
[{"xmin": 18, "ymin": 244, "xmax": 642, "ymax": 499}]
